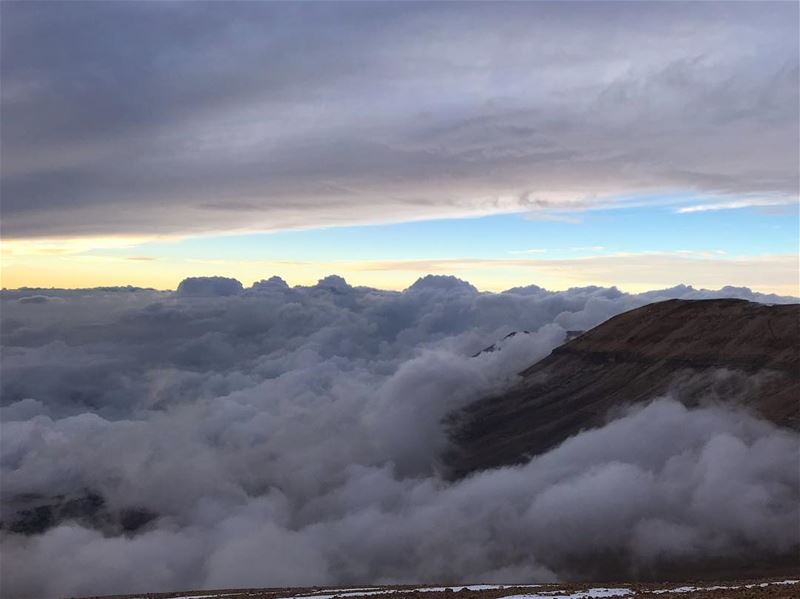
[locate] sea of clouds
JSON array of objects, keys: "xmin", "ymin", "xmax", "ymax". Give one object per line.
[{"xmin": 1, "ymin": 275, "xmax": 798, "ymax": 598}]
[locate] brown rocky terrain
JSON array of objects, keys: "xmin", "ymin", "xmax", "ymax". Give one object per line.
[
  {"xmin": 446, "ymin": 299, "xmax": 799, "ymax": 478},
  {"xmin": 70, "ymin": 577, "xmax": 800, "ymax": 599}
]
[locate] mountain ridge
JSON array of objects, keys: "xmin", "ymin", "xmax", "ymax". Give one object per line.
[{"xmin": 446, "ymin": 298, "xmax": 800, "ymax": 478}]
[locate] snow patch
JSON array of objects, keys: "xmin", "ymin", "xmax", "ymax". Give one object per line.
[
  {"xmin": 651, "ymin": 579, "xmax": 799, "ymax": 593},
  {"xmin": 289, "ymin": 591, "xmax": 397, "ymax": 599},
  {"xmin": 288, "ymin": 585, "xmax": 542, "ymax": 599},
  {"xmin": 500, "ymin": 589, "xmax": 632, "ymax": 599},
  {"xmin": 418, "ymin": 586, "xmax": 541, "ymax": 593}
]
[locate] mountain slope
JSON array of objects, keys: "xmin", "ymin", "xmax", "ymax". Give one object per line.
[{"xmin": 446, "ymin": 299, "xmax": 800, "ymax": 478}]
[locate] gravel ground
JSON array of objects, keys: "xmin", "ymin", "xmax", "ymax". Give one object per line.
[{"xmin": 71, "ymin": 577, "xmax": 800, "ymax": 599}]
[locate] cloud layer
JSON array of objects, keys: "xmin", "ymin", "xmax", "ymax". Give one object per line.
[
  {"xmin": 1, "ymin": 277, "xmax": 798, "ymax": 597},
  {"xmin": 2, "ymin": 2, "xmax": 797, "ymax": 238}
]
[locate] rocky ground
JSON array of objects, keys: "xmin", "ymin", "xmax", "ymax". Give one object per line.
[{"xmin": 71, "ymin": 577, "xmax": 800, "ymax": 599}]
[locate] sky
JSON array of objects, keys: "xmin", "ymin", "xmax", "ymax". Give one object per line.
[
  {"xmin": 1, "ymin": 1, "xmax": 798, "ymax": 293},
  {"xmin": 2, "ymin": 4, "xmax": 800, "ymax": 595}
]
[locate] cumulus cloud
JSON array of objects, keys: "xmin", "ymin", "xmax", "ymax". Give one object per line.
[
  {"xmin": 177, "ymin": 276, "xmax": 245, "ymax": 297},
  {"xmin": 353, "ymin": 254, "xmax": 800, "ymax": 298},
  {"xmin": 0, "ymin": 276, "xmax": 798, "ymax": 597},
  {"xmin": 1, "ymin": 2, "xmax": 797, "ymax": 238}
]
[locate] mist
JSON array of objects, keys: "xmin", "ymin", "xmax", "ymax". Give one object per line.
[{"xmin": 1, "ymin": 276, "xmax": 798, "ymax": 598}]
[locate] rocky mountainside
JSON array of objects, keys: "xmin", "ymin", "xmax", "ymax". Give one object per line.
[{"xmin": 446, "ymin": 299, "xmax": 800, "ymax": 478}]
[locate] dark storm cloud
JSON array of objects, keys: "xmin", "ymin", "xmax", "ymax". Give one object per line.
[
  {"xmin": 2, "ymin": 1, "xmax": 797, "ymax": 238},
  {"xmin": 1, "ymin": 277, "xmax": 799, "ymax": 597}
]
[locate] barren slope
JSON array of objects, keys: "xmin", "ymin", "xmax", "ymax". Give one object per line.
[{"xmin": 447, "ymin": 299, "xmax": 800, "ymax": 478}]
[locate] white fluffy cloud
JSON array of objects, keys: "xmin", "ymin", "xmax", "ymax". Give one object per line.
[{"xmin": 1, "ymin": 276, "xmax": 798, "ymax": 597}]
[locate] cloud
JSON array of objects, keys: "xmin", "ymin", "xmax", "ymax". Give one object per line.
[
  {"xmin": 176, "ymin": 276, "xmax": 244, "ymax": 297},
  {"xmin": 347, "ymin": 254, "xmax": 799, "ymax": 296},
  {"xmin": 15, "ymin": 295, "xmax": 64, "ymax": 305},
  {"xmin": 676, "ymin": 198, "xmax": 798, "ymax": 213},
  {"xmin": 1, "ymin": 237, "xmax": 155, "ymax": 256},
  {"xmin": 1, "ymin": 2, "xmax": 797, "ymax": 239},
  {"xmin": 1, "ymin": 276, "xmax": 798, "ymax": 597}
]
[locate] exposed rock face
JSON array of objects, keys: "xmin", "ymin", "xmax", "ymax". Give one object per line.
[
  {"xmin": 471, "ymin": 330, "xmax": 531, "ymax": 357},
  {"xmin": 447, "ymin": 299, "xmax": 800, "ymax": 478}
]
